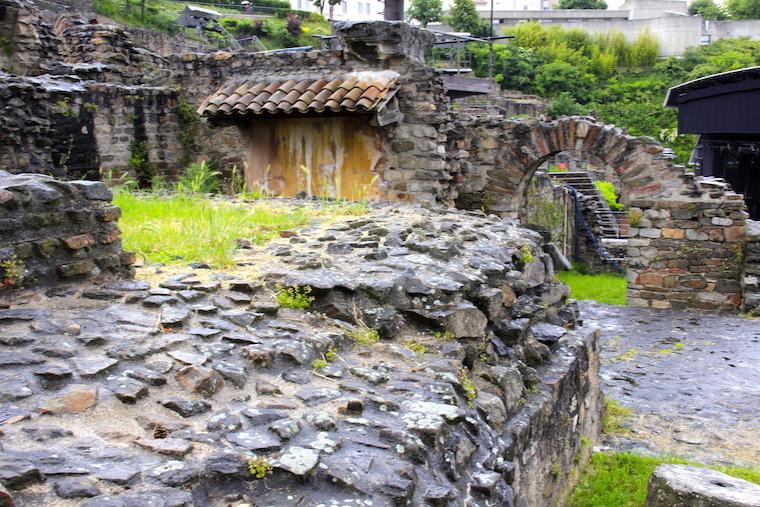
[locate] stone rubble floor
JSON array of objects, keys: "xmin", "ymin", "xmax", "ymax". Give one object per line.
[{"xmin": 579, "ymin": 300, "xmax": 760, "ymax": 467}]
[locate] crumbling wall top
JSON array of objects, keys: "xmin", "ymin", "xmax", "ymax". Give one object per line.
[{"xmin": 334, "ymin": 21, "xmax": 435, "ymax": 66}]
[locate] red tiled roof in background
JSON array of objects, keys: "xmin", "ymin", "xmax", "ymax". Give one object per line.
[{"xmin": 197, "ymin": 70, "xmax": 400, "ymax": 118}]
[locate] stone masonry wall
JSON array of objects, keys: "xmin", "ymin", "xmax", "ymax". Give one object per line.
[
  {"xmin": 0, "ymin": 74, "xmax": 182, "ymax": 180},
  {"xmin": 741, "ymin": 220, "xmax": 760, "ymax": 314},
  {"xmin": 0, "ymin": 172, "xmax": 133, "ymax": 288},
  {"xmin": 626, "ymin": 194, "xmax": 747, "ymax": 311}
]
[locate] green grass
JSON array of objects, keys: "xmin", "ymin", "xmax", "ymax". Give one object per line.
[
  {"xmin": 569, "ymin": 452, "xmax": 760, "ymax": 507},
  {"xmin": 602, "ymin": 398, "xmax": 633, "ymax": 434},
  {"xmin": 114, "ymin": 191, "xmax": 364, "ymax": 267},
  {"xmin": 557, "ymin": 270, "xmax": 627, "ymax": 305}
]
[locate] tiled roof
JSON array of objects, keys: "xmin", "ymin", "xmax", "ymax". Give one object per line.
[{"xmin": 197, "ymin": 70, "xmax": 400, "ymax": 118}]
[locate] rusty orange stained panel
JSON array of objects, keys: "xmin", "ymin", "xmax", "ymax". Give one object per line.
[{"xmin": 197, "ymin": 71, "xmax": 400, "ymax": 118}]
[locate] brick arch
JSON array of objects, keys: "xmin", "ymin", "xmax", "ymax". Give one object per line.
[
  {"xmin": 502, "ymin": 116, "xmax": 695, "ymax": 213},
  {"xmin": 462, "ymin": 115, "xmax": 748, "ymax": 312}
]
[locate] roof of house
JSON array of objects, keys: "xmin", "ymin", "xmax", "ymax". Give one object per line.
[
  {"xmin": 197, "ymin": 70, "xmax": 400, "ymax": 119},
  {"xmin": 664, "ymin": 66, "xmax": 760, "ymax": 107}
]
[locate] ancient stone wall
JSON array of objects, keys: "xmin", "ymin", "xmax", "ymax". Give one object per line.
[
  {"xmin": 0, "ymin": 74, "xmax": 183, "ymax": 180},
  {"xmin": 0, "ymin": 172, "xmax": 133, "ymax": 288},
  {"xmin": 0, "ymin": 0, "xmax": 62, "ymax": 75},
  {"xmin": 741, "ymin": 220, "xmax": 760, "ymax": 315},
  {"xmin": 449, "ymin": 115, "xmax": 749, "ymax": 310}
]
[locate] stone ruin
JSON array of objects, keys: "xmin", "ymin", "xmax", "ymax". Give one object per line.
[
  {"xmin": 0, "ymin": 200, "xmax": 602, "ymax": 506},
  {"xmin": 2, "ymin": 0, "xmax": 758, "ymax": 313},
  {"xmin": 0, "ymin": 0, "xmax": 756, "ymax": 504},
  {"xmin": 0, "ymin": 171, "xmax": 134, "ymax": 287}
]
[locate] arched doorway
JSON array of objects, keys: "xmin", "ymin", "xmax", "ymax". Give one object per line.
[{"xmin": 454, "ymin": 116, "xmax": 749, "ymax": 311}]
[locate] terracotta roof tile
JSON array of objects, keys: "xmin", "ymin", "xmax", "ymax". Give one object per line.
[{"xmin": 198, "ymin": 71, "xmax": 400, "ymax": 119}]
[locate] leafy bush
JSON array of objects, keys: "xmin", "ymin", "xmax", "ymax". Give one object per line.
[
  {"xmin": 348, "ymin": 328, "xmax": 380, "ymax": 346},
  {"xmin": 595, "ymin": 181, "xmax": 624, "ymax": 211},
  {"xmin": 175, "ymin": 161, "xmax": 221, "ymax": 194},
  {"xmin": 275, "ymin": 285, "xmax": 315, "ymax": 309}
]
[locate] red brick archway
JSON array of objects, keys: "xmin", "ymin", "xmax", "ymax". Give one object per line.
[{"xmin": 458, "ymin": 116, "xmax": 749, "ymax": 311}]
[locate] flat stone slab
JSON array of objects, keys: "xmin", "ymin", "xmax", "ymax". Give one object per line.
[{"xmin": 646, "ymin": 464, "xmax": 760, "ymax": 507}]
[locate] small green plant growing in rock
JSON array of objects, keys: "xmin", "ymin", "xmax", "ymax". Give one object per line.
[
  {"xmin": 459, "ymin": 367, "xmax": 478, "ymax": 408},
  {"xmin": 403, "ymin": 340, "xmax": 428, "ymax": 355},
  {"xmin": 275, "ymin": 284, "xmax": 314, "ymax": 310},
  {"xmin": 55, "ymin": 98, "xmax": 78, "ymax": 118},
  {"xmin": 247, "ymin": 457, "xmax": 272, "ymax": 479},
  {"xmin": 550, "ymin": 458, "xmax": 561, "ymax": 478},
  {"xmin": 520, "ymin": 244, "xmax": 534, "ymax": 263},
  {"xmin": 434, "ymin": 330, "xmax": 454, "ymax": 341},
  {"xmin": 0, "ymin": 256, "xmax": 24, "ymax": 287},
  {"xmin": 614, "ymin": 347, "xmax": 637, "ymax": 361},
  {"xmin": 481, "ymin": 191, "xmax": 494, "ymax": 214},
  {"xmin": 603, "ymin": 397, "xmax": 633, "ymax": 435},
  {"xmin": 348, "ymin": 328, "xmax": 380, "ymax": 346},
  {"xmin": 311, "ymin": 347, "xmax": 337, "ymax": 370},
  {"xmin": 628, "ymin": 208, "xmax": 643, "ymax": 227},
  {"xmin": 83, "ymin": 102, "xmax": 98, "ymax": 113}
]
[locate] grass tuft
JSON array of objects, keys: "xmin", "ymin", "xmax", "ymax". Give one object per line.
[
  {"xmin": 603, "ymin": 397, "xmax": 634, "ymax": 435},
  {"xmin": 557, "ymin": 270, "xmax": 627, "ymax": 305}
]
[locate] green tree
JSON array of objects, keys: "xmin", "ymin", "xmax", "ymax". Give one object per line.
[
  {"xmin": 446, "ymin": 0, "xmax": 486, "ymax": 35},
  {"xmin": 407, "ymin": 0, "xmax": 443, "ymax": 27},
  {"xmin": 555, "ymin": 0, "xmax": 608, "ymax": 9},
  {"xmin": 534, "ymin": 61, "xmax": 597, "ymax": 101},
  {"xmin": 630, "ymin": 31, "xmax": 659, "ymax": 68},
  {"xmin": 726, "ymin": 0, "xmax": 760, "ymax": 19},
  {"xmin": 688, "ymin": 0, "xmax": 728, "ymax": 19}
]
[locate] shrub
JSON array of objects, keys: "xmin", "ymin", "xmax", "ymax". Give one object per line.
[
  {"xmin": 175, "ymin": 161, "xmax": 221, "ymax": 194},
  {"xmin": 631, "ymin": 32, "xmax": 659, "ymax": 68},
  {"xmin": 286, "ymin": 15, "xmax": 302, "ymax": 37},
  {"xmin": 595, "ymin": 181, "xmax": 624, "ymax": 211},
  {"xmin": 275, "ymin": 285, "xmax": 315, "ymax": 309}
]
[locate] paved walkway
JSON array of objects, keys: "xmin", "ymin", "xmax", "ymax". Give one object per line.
[{"xmin": 579, "ymin": 301, "xmax": 760, "ymax": 467}]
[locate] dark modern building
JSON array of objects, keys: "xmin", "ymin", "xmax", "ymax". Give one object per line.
[{"xmin": 665, "ymin": 66, "xmax": 760, "ymax": 219}]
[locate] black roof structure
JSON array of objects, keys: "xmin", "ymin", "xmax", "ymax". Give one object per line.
[{"xmin": 664, "ymin": 66, "xmax": 760, "ymax": 135}]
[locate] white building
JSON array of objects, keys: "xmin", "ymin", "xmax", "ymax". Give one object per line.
[{"xmin": 290, "ymin": 0, "xmax": 384, "ymax": 21}]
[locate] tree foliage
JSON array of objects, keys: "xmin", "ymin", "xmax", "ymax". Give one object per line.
[
  {"xmin": 555, "ymin": 0, "xmax": 607, "ymax": 9},
  {"xmin": 465, "ymin": 23, "xmax": 760, "ymax": 164},
  {"xmin": 726, "ymin": 0, "xmax": 760, "ymax": 19},
  {"xmin": 688, "ymin": 0, "xmax": 728, "ymax": 19},
  {"xmin": 406, "ymin": 0, "xmax": 443, "ymax": 27},
  {"xmin": 446, "ymin": 0, "xmax": 487, "ymax": 36}
]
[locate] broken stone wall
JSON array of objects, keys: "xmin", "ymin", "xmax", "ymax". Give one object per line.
[
  {"xmin": 0, "ymin": 172, "xmax": 133, "ymax": 289},
  {"xmin": 0, "ymin": 74, "xmax": 182, "ymax": 180},
  {"xmin": 0, "ymin": 0, "xmax": 62, "ymax": 75},
  {"xmin": 626, "ymin": 196, "xmax": 747, "ymax": 310},
  {"xmin": 741, "ymin": 220, "xmax": 760, "ymax": 314}
]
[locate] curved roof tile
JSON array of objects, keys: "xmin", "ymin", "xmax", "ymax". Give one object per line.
[{"xmin": 197, "ymin": 71, "xmax": 400, "ymax": 119}]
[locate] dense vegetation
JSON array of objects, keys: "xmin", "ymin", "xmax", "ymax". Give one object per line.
[
  {"xmin": 464, "ymin": 23, "xmax": 760, "ymax": 163},
  {"xmin": 92, "ymin": 0, "xmax": 331, "ymax": 49}
]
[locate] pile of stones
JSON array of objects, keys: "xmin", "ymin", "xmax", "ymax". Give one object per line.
[{"xmin": 0, "ymin": 203, "xmax": 601, "ymax": 506}]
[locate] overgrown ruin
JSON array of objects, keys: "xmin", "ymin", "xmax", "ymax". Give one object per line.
[{"xmin": 0, "ymin": 0, "xmax": 759, "ymax": 504}]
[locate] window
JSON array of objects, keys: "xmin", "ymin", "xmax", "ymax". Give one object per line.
[{"xmin": 699, "ymin": 34, "xmax": 711, "ymax": 45}]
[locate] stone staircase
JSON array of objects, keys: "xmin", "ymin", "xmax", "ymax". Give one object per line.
[
  {"xmin": 549, "ymin": 171, "xmax": 628, "ymax": 268},
  {"xmin": 549, "ymin": 171, "xmax": 624, "ymax": 239}
]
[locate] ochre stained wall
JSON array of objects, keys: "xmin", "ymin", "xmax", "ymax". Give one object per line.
[{"xmin": 247, "ymin": 116, "xmax": 384, "ymax": 200}]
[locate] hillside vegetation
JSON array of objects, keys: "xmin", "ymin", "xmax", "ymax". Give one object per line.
[
  {"xmin": 466, "ymin": 23, "xmax": 760, "ymax": 163},
  {"xmin": 92, "ymin": 0, "xmax": 331, "ymax": 49}
]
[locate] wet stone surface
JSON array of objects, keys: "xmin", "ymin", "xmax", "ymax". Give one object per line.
[
  {"xmin": 0, "ymin": 205, "xmax": 601, "ymax": 506},
  {"xmin": 581, "ymin": 300, "xmax": 760, "ymax": 466}
]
